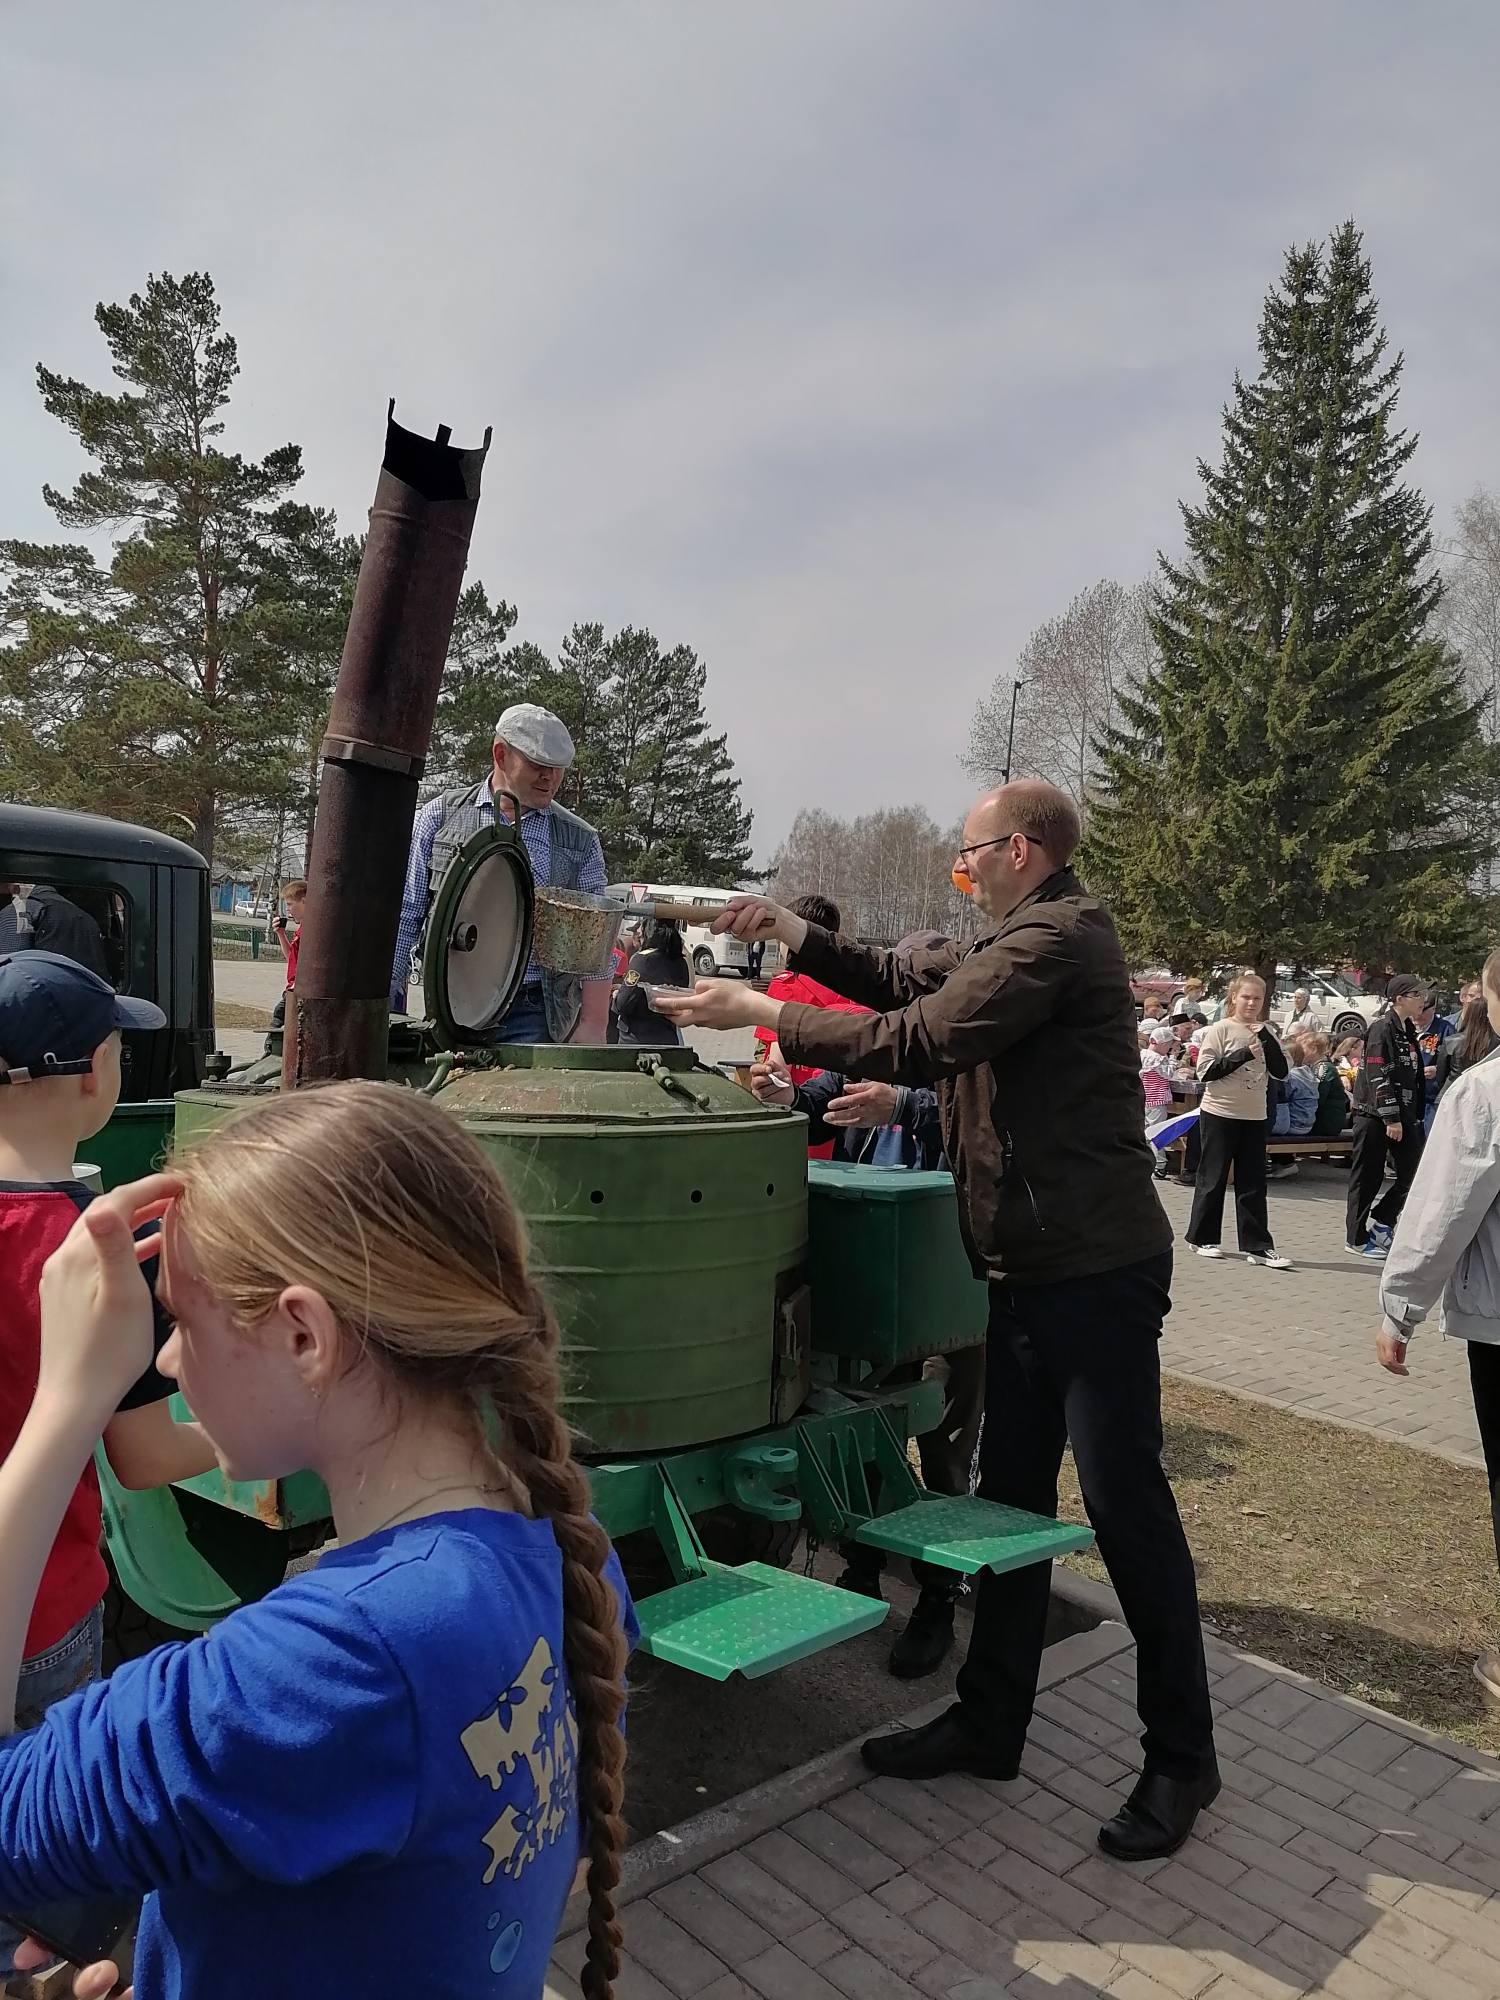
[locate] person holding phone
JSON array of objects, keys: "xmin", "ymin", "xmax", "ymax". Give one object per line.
[
  {"xmin": 0, "ymin": 1085, "xmax": 638, "ymax": 2000},
  {"xmin": 1184, "ymin": 971, "xmax": 1292, "ymax": 1269}
]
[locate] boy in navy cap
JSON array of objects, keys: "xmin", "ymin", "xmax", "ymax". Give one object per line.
[{"xmin": 0, "ymin": 954, "xmax": 217, "ymax": 1973}]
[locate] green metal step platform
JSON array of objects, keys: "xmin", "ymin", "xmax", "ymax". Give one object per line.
[
  {"xmin": 855, "ymin": 1494, "xmax": 1094, "ymax": 1574},
  {"xmin": 634, "ymin": 1562, "xmax": 889, "ymax": 1680}
]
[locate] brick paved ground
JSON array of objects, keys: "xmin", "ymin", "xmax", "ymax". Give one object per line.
[
  {"xmin": 1153, "ymin": 1169, "xmax": 1483, "ymax": 1467},
  {"xmin": 550, "ymin": 1621, "xmax": 1500, "ymax": 2000}
]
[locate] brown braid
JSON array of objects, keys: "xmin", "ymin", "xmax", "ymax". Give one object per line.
[
  {"xmin": 497, "ymin": 1329, "xmax": 628, "ymax": 1999},
  {"xmin": 171, "ymin": 1081, "xmax": 630, "ymax": 1999}
]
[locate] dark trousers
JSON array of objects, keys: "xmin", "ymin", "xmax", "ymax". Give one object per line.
[
  {"xmin": 1185, "ymin": 1111, "xmax": 1273, "ymax": 1256},
  {"xmin": 954, "ymin": 1254, "xmax": 1216, "ymax": 1781},
  {"xmin": 1469, "ymin": 1344, "xmax": 1500, "ymax": 1579},
  {"xmin": 911, "ymin": 1345, "xmax": 987, "ymax": 1595},
  {"xmin": 1346, "ymin": 1113, "xmax": 1423, "ymax": 1248}
]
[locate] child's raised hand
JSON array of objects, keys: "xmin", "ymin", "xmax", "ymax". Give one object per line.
[{"xmin": 37, "ymin": 1173, "xmax": 183, "ymax": 1423}]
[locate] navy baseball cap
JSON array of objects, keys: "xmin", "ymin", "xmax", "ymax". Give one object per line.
[{"xmin": 0, "ymin": 950, "xmax": 165, "ymax": 1083}]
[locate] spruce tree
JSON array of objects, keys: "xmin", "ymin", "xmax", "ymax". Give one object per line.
[{"xmin": 1083, "ymin": 223, "xmax": 1494, "ymax": 982}]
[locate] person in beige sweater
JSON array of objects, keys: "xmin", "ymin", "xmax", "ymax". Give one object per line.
[{"xmin": 1185, "ymin": 972, "xmax": 1293, "ymax": 1269}]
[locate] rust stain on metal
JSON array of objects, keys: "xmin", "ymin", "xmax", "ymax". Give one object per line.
[
  {"xmin": 255, "ymin": 1480, "xmax": 283, "ymax": 1529},
  {"xmin": 287, "ymin": 404, "xmax": 492, "ymax": 1090}
]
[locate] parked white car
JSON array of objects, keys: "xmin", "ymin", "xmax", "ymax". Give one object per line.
[
  {"xmin": 609, "ymin": 883, "xmax": 781, "ymax": 979},
  {"xmin": 1269, "ymin": 971, "xmax": 1383, "ymax": 1038}
]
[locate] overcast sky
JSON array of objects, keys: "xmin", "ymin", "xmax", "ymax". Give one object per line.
[{"xmin": 3, "ymin": 3, "xmax": 1498, "ymax": 859}]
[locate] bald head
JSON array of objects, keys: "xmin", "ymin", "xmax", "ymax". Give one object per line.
[
  {"xmin": 958, "ymin": 780, "xmax": 1080, "ymax": 924},
  {"xmin": 970, "ymin": 781, "xmax": 1081, "ymax": 867}
]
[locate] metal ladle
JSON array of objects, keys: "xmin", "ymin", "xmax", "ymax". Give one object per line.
[{"xmin": 531, "ymin": 886, "xmax": 753, "ymax": 978}]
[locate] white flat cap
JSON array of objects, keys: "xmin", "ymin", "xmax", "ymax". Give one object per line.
[{"xmin": 494, "ymin": 703, "xmax": 576, "ymax": 768}]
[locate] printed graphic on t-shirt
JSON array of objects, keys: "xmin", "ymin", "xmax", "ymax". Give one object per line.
[{"xmin": 461, "ymin": 1635, "xmax": 580, "ymax": 1893}]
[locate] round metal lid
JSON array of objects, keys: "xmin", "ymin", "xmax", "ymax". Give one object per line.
[{"xmin": 421, "ymin": 825, "xmax": 535, "ymax": 1049}]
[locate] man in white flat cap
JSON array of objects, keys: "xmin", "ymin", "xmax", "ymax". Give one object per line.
[{"xmin": 390, "ymin": 702, "xmax": 611, "ymax": 1042}]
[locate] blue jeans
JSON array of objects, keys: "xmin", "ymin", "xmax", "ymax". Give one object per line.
[
  {"xmin": 491, "ymin": 982, "xmax": 552, "ymax": 1045},
  {"xmin": 1, "ymin": 1603, "xmax": 104, "ymax": 1971}
]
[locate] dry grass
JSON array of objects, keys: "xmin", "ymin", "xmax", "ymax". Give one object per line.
[
  {"xmin": 214, "ymin": 1001, "xmax": 271, "ymax": 1030},
  {"xmin": 1058, "ymin": 1373, "xmax": 1500, "ymax": 1753}
]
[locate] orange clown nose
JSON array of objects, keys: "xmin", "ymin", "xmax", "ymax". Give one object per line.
[{"xmin": 951, "ymin": 862, "xmax": 973, "ymax": 895}]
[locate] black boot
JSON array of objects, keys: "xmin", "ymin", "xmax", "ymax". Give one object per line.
[
  {"xmin": 1097, "ymin": 1765, "xmax": 1221, "ymax": 1861},
  {"xmin": 888, "ymin": 1584, "xmax": 956, "ymax": 1679},
  {"xmin": 861, "ymin": 1704, "xmax": 1021, "ymax": 1782}
]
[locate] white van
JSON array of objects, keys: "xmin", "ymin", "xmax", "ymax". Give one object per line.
[{"xmin": 609, "ymin": 883, "xmax": 782, "ymax": 979}]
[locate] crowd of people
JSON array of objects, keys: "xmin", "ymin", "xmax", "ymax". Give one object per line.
[{"xmin": 10, "ymin": 708, "xmax": 1500, "ymax": 1997}]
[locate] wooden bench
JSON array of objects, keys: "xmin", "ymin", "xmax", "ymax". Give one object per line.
[{"xmin": 1265, "ymin": 1134, "xmax": 1352, "ymax": 1163}]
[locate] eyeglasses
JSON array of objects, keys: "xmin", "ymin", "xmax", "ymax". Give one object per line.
[{"xmin": 955, "ymin": 831, "xmax": 1026, "ymax": 863}]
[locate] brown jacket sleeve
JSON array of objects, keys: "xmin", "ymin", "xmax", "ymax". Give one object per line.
[{"xmin": 780, "ymin": 911, "xmax": 1078, "ymax": 1085}]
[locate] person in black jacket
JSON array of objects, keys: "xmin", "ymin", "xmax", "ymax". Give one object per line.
[
  {"xmin": 659, "ymin": 781, "xmax": 1218, "ymax": 1863},
  {"xmin": 1434, "ymin": 994, "xmax": 1497, "ymax": 1104},
  {"xmin": 1347, "ymin": 975, "xmax": 1427, "ymax": 1259},
  {"xmin": 609, "ymin": 922, "xmax": 691, "ymax": 1047},
  {"xmin": 0, "ymin": 883, "xmax": 108, "ymax": 981}
]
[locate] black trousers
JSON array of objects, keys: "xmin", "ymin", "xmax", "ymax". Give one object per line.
[
  {"xmin": 1185, "ymin": 1111, "xmax": 1273, "ymax": 1256},
  {"xmin": 1346, "ymin": 1113, "xmax": 1423, "ymax": 1248},
  {"xmin": 1469, "ymin": 1344, "xmax": 1500, "ymax": 1579},
  {"xmin": 954, "ymin": 1253, "xmax": 1216, "ymax": 1781}
]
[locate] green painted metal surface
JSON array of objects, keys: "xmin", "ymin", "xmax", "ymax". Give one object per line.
[
  {"xmin": 806, "ymin": 1160, "xmax": 988, "ymax": 1367},
  {"xmin": 634, "ymin": 1562, "xmax": 889, "ymax": 1679},
  {"xmin": 855, "ymin": 1494, "xmax": 1094, "ymax": 1574},
  {"xmin": 178, "ymin": 1056, "xmax": 810, "ymax": 1456},
  {"xmin": 88, "ymin": 1100, "xmax": 175, "ymax": 1190},
  {"xmin": 98, "ymin": 1447, "xmax": 259, "ymax": 1630},
  {"xmin": 311, "ymin": 1046, "xmax": 809, "ymax": 1456}
]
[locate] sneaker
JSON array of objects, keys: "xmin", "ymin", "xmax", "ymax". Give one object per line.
[
  {"xmin": 1475, "ymin": 1650, "xmax": 1500, "ymax": 1707},
  {"xmin": 1267, "ymin": 1161, "xmax": 1299, "ymax": 1179},
  {"xmin": 1191, "ymin": 1244, "xmax": 1225, "ymax": 1259},
  {"xmin": 1369, "ymin": 1223, "xmax": 1394, "ymax": 1250},
  {"xmin": 1348, "ymin": 1239, "xmax": 1387, "ymax": 1261},
  {"xmin": 1247, "ymin": 1252, "xmax": 1294, "ymax": 1270}
]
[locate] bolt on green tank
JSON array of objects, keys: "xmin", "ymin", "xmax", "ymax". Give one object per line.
[{"xmin": 177, "ymin": 1043, "xmax": 808, "ymax": 1456}]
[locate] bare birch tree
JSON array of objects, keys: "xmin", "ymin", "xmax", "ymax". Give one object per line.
[
  {"xmin": 770, "ymin": 805, "xmax": 979, "ymax": 943},
  {"xmin": 1440, "ymin": 488, "xmax": 1500, "ymax": 745},
  {"xmin": 964, "ymin": 579, "xmax": 1154, "ymax": 805}
]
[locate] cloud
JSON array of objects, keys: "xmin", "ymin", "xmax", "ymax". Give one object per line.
[{"xmin": 3, "ymin": 1, "xmax": 1498, "ymax": 857}]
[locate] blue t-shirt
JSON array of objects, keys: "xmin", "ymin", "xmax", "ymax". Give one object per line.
[{"xmin": 0, "ymin": 1510, "xmax": 637, "ymax": 2000}]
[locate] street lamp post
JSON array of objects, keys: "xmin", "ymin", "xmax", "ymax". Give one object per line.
[{"xmin": 1001, "ymin": 678, "xmax": 1026, "ymax": 786}]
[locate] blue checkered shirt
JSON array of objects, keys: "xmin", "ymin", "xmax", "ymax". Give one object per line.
[{"xmin": 390, "ymin": 779, "xmax": 607, "ymax": 1005}]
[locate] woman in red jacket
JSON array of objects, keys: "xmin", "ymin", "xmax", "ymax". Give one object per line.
[{"xmin": 753, "ymin": 895, "xmax": 871, "ymax": 1159}]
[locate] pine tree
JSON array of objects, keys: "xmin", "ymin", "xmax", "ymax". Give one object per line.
[
  {"xmin": 1083, "ymin": 223, "xmax": 1495, "ymax": 983},
  {"xmin": 426, "ymin": 616, "xmax": 755, "ymax": 883},
  {"xmin": 0, "ymin": 272, "xmax": 350, "ymax": 864},
  {"xmin": 426, "ymin": 583, "xmax": 521, "ymax": 788}
]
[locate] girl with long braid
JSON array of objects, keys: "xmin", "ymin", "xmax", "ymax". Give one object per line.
[{"xmin": 0, "ymin": 1082, "xmax": 635, "ymax": 2000}]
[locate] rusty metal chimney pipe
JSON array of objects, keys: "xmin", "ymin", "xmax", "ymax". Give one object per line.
[{"xmin": 286, "ymin": 403, "xmax": 491, "ymax": 1087}]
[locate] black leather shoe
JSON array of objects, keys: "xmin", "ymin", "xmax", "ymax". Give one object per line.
[
  {"xmin": 888, "ymin": 1586, "xmax": 957, "ymax": 1680},
  {"xmin": 861, "ymin": 1705, "xmax": 1021, "ymax": 1782},
  {"xmin": 1097, "ymin": 1765, "xmax": 1221, "ymax": 1861}
]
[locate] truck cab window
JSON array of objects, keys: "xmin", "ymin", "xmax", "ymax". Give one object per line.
[{"xmin": 0, "ymin": 881, "xmax": 129, "ymax": 990}]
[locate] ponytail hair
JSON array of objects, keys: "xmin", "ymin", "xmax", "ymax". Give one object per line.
[{"xmin": 173, "ymin": 1081, "xmax": 627, "ymax": 1999}]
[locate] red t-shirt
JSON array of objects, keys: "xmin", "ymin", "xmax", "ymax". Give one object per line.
[
  {"xmin": 283, "ymin": 922, "xmax": 301, "ymax": 989},
  {"xmin": 0, "ymin": 1183, "xmax": 176, "ymax": 1655},
  {"xmin": 755, "ymin": 972, "xmax": 873, "ymax": 1161}
]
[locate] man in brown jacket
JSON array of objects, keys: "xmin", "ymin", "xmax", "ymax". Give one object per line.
[{"xmin": 657, "ymin": 780, "xmax": 1218, "ymax": 1861}]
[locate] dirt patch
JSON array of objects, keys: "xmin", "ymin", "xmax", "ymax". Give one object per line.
[
  {"xmin": 214, "ymin": 1001, "xmax": 271, "ymax": 1030},
  {"xmin": 1058, "ymin": 1373, "xmax": 1500, "ymax": 1752}
]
